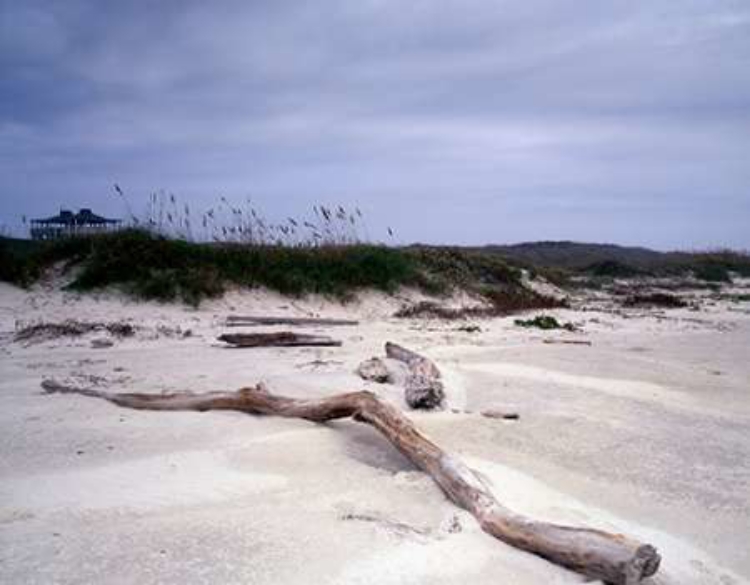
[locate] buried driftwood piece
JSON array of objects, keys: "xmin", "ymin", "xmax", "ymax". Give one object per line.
[
  {"xmin": 218, "ymin": 332, "xmax": 342, "ymax": 348},
  {"xmin": 385, "ymin": 342, "xmax": 440, "ymax": 378},
  {"xmin": 226, "ymin": 315, "xmax": 359, "ymax": 327},
  {"xmin": 385, "ymin": 342, "xmax": 444, "ymax": 409},
  {"xmin": 41, "ymin": 379, "xmax": 660, "ymax": 584},
  {"xmin": 357, "ymin": 357, "xmax": 392, "ymax": 383},
  {"xmin": 480, "ymin": 409, "xmax": 520, "ymax": 420}
]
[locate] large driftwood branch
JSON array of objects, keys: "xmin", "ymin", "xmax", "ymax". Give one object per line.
[
  {"xmin": 41, "ymin": 379, "xmax": 659, "ymax": 584},
  {"xmin": 226, "ymin": 315, "xmax": 358, "ymax": 327},
  {"xmin": 218, "ymin": 332, "xmax": 342, "ymax": 348}
]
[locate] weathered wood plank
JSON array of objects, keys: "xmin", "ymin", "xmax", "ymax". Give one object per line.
[
  {"xmin": 218, "ymin": 332, "xmax": 342, "ymax": 347},
  {"xmin": 226, "ymin": 316, "xmax": 358, "ymax": 327}
]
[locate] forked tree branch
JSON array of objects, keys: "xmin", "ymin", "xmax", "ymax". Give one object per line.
[{"xmin": 41, "ymin": 379, "xmax": 660, "ymax": 584}]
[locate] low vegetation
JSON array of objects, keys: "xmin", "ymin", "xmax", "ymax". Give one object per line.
[
  {"xmin": 487, "ymin": 241, "xmax": 750, "ymax": 279},
  {"xmin": 0, "ymin": 236, "xmax": 92, "ymax": 286},
  {"xmin": 514, "ymin": 315, "xmax": 577, "ymax": 331},
  {"xmin": 1, "ymin": 230, "xmax": 418, "ymax": 305},
  {"xmin": 0, "ymin": 230, "xmax": 557, "ymax": 310},
  {"xmin": 4, "ymin": 195, "xmax": 746, "ymax": 308},
  {"xmin": 583, "ymin": 260, "xmax": 646, "ymax": 278},
  {"xmin": 622, "ymin": 293, "xmax": 688, "ymax": 309},
  {"xmin": 15, "ymin": 320, "xmax": 136, "ymax": 344}
]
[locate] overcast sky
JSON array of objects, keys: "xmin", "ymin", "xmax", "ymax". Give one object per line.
[{"xmin": 1, "ymin": 0, "xmax": 749, "ymax": 249}]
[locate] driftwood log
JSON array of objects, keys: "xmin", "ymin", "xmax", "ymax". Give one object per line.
[
  {"xmin": 226, "ymin": 315, "xmax": 358, "ymax": 327},
  {"xmin": 480, "ymin": 409, "xmax": 520, "ymax": 420},
  {"xmin": 218, "ymin": 332, "xmax": 342, "ymax": 348},
  {"xmin": 385, "ymin": 342, "xmax": 444, "ymax": 409},
  {"xmin": 41, "ymin": 379, "xmax": 660, "ymax": 584}
]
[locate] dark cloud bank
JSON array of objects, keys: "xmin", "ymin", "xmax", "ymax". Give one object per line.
[{"xmin": 1, "ymin": 0, "xmax": 749, "ymax": 249}]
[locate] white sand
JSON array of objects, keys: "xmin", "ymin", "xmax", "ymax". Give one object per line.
[{"xmin": 1, "ymin": 280, "xmax": 749, "ymax": 584}]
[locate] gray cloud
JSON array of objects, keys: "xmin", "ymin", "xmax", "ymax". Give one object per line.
[{"xmin": 1, "ymin": 0, "xmax": 749, "ymax": 248}]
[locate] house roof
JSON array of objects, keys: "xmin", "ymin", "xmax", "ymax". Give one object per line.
[{"xmin": 32, "ymin": 208, "xmax": 121, "ymax": 225}]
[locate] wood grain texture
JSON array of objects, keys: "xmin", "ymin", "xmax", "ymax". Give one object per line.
[{"xmin": 41, "ymin": 378, "xmax": 660, "ymax": 584}]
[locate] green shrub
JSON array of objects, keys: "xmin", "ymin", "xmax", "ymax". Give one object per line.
[
  {"xmin": 515, "ymin": 315, "xmax": 576, "ymax": 331},
  {"xmin": 59, "ymin": 230, "xmax": 421, "ymax": 305},
  {"xmin": 584, "ymin": 260, "xmax": 644, "ymax": 278},
  {"xmin": 693, "ymin": 263, "xmax": 731, "ymax": 283},
  {"xmin": 405, "ymin": 246, "xmax": 522, "ymax": 293},
  {"xmin": 1, "ymin": 230, "xmax": 558, "ymax": 309}
]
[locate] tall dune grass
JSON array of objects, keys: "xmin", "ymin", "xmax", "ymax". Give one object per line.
[{"xmin": 115, "ymin": 187, "xmax": 390, "ymax": 247}]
